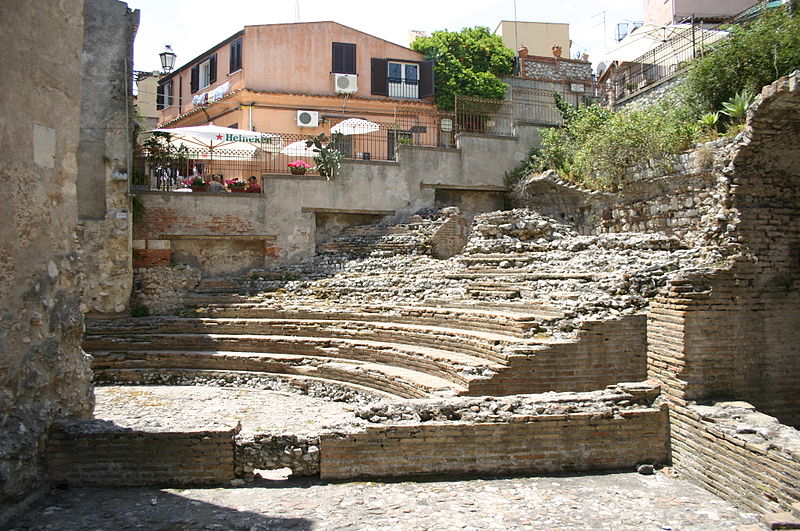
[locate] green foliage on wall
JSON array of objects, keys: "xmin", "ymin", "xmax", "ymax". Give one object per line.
[
  {"xmin": 532, "ymin": 97, "xmax": 699, "ymax": 191},
  {"xmin": 411, "ymin": 26, "xmax": 515, "ymax": 110},
  {"xmin": 681, "ymin": 4, "xmax": 800, "ymax": 114}
]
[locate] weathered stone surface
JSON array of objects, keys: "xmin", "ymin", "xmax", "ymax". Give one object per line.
[{"xmin": 0, "ymin": 1, "xmax": 93, "ymax": 522}]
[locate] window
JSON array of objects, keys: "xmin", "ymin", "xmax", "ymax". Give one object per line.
[
  {"xmin": 388, "ymin": 62, "xmax": 419, "ymax": 98},
  {"xmin": 190, "ymin": 54, "xmax": 217, "ymax": 93},
  {"xmin": 332, "ymin": 42, "xmax": 356, "ymax": 74},
  {"xmin": 371, "ymin": 58, "xmax": 434, "ymax": 99},
  {"xmin": 229, "ymin": 39, "xmax": 242, "ymax": 73},
  {"xmin": 156, "ymin": 79, "xmax": 173, "ymax": 110}
]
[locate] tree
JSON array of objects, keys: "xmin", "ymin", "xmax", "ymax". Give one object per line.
[{"xmin": 411, "ymin": 26, "xmax": 515, "ymax": 110}]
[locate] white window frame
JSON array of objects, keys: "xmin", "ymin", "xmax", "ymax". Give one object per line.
[
  {"xmin": 199, "ymin": 58, "xmax": 212, "ymax": 90},
  {"xmin": 388, "ymin": 61, "xmax": 419, "ymax": 99},
  {"xmin": 163, "ymin": 79, "xmax": 173, "ymax": 108}
]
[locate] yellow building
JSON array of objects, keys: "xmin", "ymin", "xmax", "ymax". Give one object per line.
[{"xmin": 493, "ymin": 21, "xmax": 571, "ymax": 58}]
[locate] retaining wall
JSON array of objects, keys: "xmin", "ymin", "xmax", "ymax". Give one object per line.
[
  {"xmin": 320, "ymin": 409, "xmax": 668, "ymax": 479},
  {"xmin": 134, "ymin": 126, "xmax": 541, "ymax": 274},
  {"xmin": 47, "ymin": 425, "xmax": 235, "ymax": 486}
]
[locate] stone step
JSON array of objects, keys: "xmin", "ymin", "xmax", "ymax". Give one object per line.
[
  {"xmin": 84, "ymin": 333, "xmax": 506, "ymax": 382},
  {"xmin": 86, "ymin": 317, "xmax": 523, "ymax": 362},
  {"xmin": 448, "ymin": 271, "xmax": 600, "ymax": 281},
  {"xmin": 763, "ymin": 512, "xmax": 800, "ymax": 530},
  {"xmin": 91, "ymin": 350, "xmax": 466, "ymax": 399},
  {"xmin": 180, "ymin": 303, "xmax": 548, "ymax": 337}
]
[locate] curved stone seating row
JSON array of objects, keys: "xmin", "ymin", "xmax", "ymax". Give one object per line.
[
  {"xmin": 85, "ymin": 330, "xmax": 502, "ymax": 387},
  {"xmin": 186, "ymin": 302, "xmax": 556, "ymax": 338},
  {"xmin": 86, "ymin": 317, "xmax": 521, "ymax": 365},
  {"xmin": 85, "ymin": 302, "xmax": 647, "ymax": 399},
  {"xmin": 90, "ymin": 351, "xmax": 465, "ymax": 399}
]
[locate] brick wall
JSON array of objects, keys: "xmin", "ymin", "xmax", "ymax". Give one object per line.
[
  {"xmin": 47, "ymin": 424, "xmax": 235, "ymax": 486},
  {"xmin": 472, "ymin": 315, "xmax": 647, "ymax": 395},
  {"xmin": 320, "ymin": 409, "xmax": 668, "ymax": 479},
  {"xmin": 669, "ymin": 405, "xmax": 800, "ymax": 514}
]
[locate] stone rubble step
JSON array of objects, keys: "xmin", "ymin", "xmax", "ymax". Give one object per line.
[
  {"xmin": 175, "ymin": 303, "xmax": 549, "ymax": 337},
  {"xmin": 84, "ymin": 331, "xmax": 509, "ymax": 372},
  {"xmin": 91, "ymin": 349, "xmax": 466, "ymax": 399}
]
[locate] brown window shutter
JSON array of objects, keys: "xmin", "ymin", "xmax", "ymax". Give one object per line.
[
  {"xmin": 419, "ymin": 60, "xmax": 435, "ymax": 98},
  {"xmin": 371, "ymin": 58, "xmax": 388, "ymax": 96},
  {"xmin": 156, "ymin": 82, "xmax": 164, "ymax": 110},
  {"xmin": 190, "ymin": 65, "xmax": 199, "ymax": 93},
  {"xmin": 333, "ymin": 42, "xmax": 356, "ymax": 74},
  {"xmin": 209, "ymin": 54, "xmax": 217, "ymax": 84}
]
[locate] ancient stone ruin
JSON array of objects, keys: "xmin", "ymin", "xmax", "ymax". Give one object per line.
[
  {"xmin": 2, "ymin": 0, "xmax": 799, "ymax": 525},
  {"xmin": 62, "ymin": 72, "xmax": 800, "ymax": 524}
]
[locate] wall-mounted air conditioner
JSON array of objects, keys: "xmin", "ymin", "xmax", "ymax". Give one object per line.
[
  {"xmin": 297, "ymin": 110, "xmax": 319, "ymax": 128},
  {"xmin": 334, "ymin": 74, "xmax": 358, "ymax": 94}
]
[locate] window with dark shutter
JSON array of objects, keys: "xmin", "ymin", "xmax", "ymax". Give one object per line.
[
  {"xmin": 156, "ymin": 82, "xmax": 165, "ymax": 110},
  {"xmin": 209, "ymin": 54, "xmax": 217, "ymax": 84},
  {"xmin": 190, "ymin": 65, "xmax": 199, "ymax": 93},
  {"xmin": 419, "ymin": 60, "xmax": 435, "ymax": 98},
  {"xmin": 229, "ymin": 39, "xmax": 242, "ymax": 73},
  {"xmin": 371, "ymin": 58, "xmax": 388, "ymax": 96},
  {"xmin": 332, "ymin": 42, "xmax": 356, "ymax": 74}
]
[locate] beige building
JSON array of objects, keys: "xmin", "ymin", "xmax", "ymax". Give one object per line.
[
  {"xmin": 156, "ymin": 21, "xmax": 437, "ymax": 159},
  {"xmin": 494, "ymin": 21, "xmax": 571, "ymax": 58},
  {"xmin": 644, "ymin": 0, "xmax": 759, "ymax": 24}
]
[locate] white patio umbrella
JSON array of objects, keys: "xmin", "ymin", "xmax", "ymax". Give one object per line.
[
  {"xmin": 280, "ymin": 139, "xmax": 320, "ymax": 158},
  {"xmin": 330, "ymin": 118, "xmax": 380, "ymax": 135},
  {"xmin": 151, "ymin": 125, "xmax": 282, "ymax": 159}
]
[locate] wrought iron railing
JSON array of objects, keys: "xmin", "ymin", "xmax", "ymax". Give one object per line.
[{"xmin": 607, "ymin": 0, "xmax": 783, "ymax": 101}]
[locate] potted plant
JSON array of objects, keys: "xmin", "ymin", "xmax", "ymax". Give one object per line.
[
  {"xmin": 305, "ymin": 133, "xmax": 342, "ymax": 179},
  {"xmin": 184, "ymin": 176, "xmax": 206, "ymax": 192},
  {"xmin": 287, "ymin": 160, "xmax": 312, "ymax": 175},
  {"xmin": 226, "ymin": 178, "xmax": 247, "ymax": 192}
]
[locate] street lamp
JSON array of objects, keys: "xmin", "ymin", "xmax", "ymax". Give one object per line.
[{"xmin": 159, "ymin": 45, "xmax": 176, "ymax": 73}]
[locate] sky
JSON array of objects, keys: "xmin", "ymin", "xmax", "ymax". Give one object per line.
[{"xmin": 128, "ymin": 0, "xmax": 643, "ymax": 74}]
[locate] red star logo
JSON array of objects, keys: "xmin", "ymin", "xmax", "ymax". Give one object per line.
[{"xmin": 216, "ymin": 134, "xmax": 223, "ymax": 140}]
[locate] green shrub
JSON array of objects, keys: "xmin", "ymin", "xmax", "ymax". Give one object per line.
[
  {"xmin": 681, "ymin": 4, "xmax": 800, "ymax": 114},
  {"xmin": 533, "ymin": 99, "xmax": 698, "ymax": 191}
]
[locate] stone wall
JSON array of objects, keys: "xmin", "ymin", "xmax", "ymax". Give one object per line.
[
  {"xmin": 320, "ymin": 409, "xmax": 668, "ymax": 479},
  {"xmin": 77, "ymin": 0, "xmax": 137, "ymax": 316},
  {"xmin": 134, "ymin": 126, "xmax": 541, "ymax": 275},
  {"xmin": 511, "ymin": 139, "xmax": 735, "ymax": 249},
  {"xmin": 520, "ymin": 55, "xmax": 593, "ymax": 83},
  {"xmin": 47, "ymin": 423, "xmax": 235, "ymax": 486},
  {"xmin": 615, "ymin": 74, "xmax": 684, "ymax": 110},
  {"xmin": 669, "ymin": 403, "xmax": 800, "ymax": 515},
  {"xmin": 0, "ymin": 1, "xmax": 93, "ymax": 522}
]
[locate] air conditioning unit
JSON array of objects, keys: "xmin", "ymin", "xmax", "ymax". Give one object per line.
[
  {"xmin": 334, "ymin": 73, "xmax": 358, "ymax": 94},
  {"xmin": 296, "ymin": 110, "xmax": 319, "ymax": 128}
]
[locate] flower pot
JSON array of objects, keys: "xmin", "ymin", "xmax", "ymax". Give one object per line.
[
  {"xmin": 290, "ymin": 167, "xmax": 307, "ymax": 175},
  {"xmin": 230, "ymin": 187, "xmax": 246, "ymax": 193},
  {"xmin": 190, "ymin": 185, "xmax": 207, "ymax": 192}
]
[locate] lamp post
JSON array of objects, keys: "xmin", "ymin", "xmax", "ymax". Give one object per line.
[{"xmin": 159, "ymin": 45, "xmax": 176, "ymax": 73}]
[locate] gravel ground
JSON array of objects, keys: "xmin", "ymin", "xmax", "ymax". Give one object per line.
[{"xmin": 9, "ymin": 472, "xmax": 760, "ymax": 530}]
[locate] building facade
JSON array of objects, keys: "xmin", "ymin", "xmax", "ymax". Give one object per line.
[
  {"xmin": 493, "ymin": 21, "xmax": 571, "ymax": 58},
  {"xmin": 156, "ymin": 21, "xmax": 437, "ymax": 156},
  {"xmin": 644, "ymin": 0, "xmax": 759, "ymax": 25}
]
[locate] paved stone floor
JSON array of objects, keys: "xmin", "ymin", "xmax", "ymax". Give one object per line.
[
  {"xmin": 9, "ymin": 472, "xmax": 761, "ymax": 530},
  {"xmin": 8, "ymin": 386, "xmax": 764, "ymax": 530}
]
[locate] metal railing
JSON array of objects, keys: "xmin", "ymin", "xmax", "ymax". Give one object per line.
[{"xmin": 607, "ymin": 0, "xmax": 783, "ymax": 101}]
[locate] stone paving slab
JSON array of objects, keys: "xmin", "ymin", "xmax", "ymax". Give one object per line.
[
  {"xmin": 9, "ymin": 472, "xmax": 761, "ymax": 530},
  {"xmin": 92, "ymin": 385, "xmax": 364, "ymax": 434}
]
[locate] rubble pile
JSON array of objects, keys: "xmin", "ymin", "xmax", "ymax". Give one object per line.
[{"xmin": 230, "ymin": 206, "xmax": 723, "ymax": 338}]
